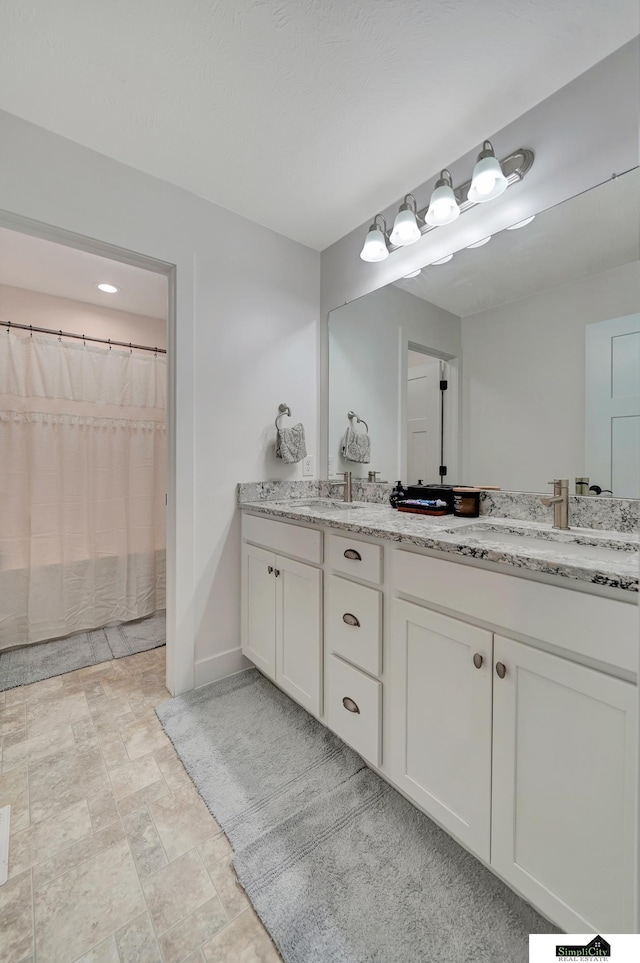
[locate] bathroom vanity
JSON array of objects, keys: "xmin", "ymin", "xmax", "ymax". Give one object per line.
[{"xmin": 239, "ymin": 496, "xmax": 639, "ymax": 935}]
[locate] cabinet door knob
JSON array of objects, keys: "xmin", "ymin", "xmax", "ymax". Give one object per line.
[
  {"xmin": 274, "ymin": 569, "xmax": 280, "ymax": 578},
  {"xmin": 267, "ymin": 565, "xmax": 274, "ymax": 574},
  {"xmin": 342, "ymin": 613, "xmax": 360, "ymax": 628},
  {"xmin": 473, "ymin": 653, "xmax": 483, "ymax": 669},
  {"xmin": 342, "ymin": 696, "xmax": 360, "ymax": 714},
  {"xmin": 343, "ymin": 549, "xmax": 362, "ymax": 561},
  {"xmin": 496, "ymin": 662, "xmax": 506, "ymax": 679}
]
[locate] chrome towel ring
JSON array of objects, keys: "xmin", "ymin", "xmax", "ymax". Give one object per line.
[
  {"xmin": 275, "ymin": 403, "xmax": 292, "ymax": 429},
  {"xmin": 348, "ymin": 410, "xmax": 369, "ymax": 432}
]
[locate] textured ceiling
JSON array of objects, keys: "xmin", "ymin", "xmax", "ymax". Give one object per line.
[
  {"xmin": 0, "ymin": 229, "xmax": 168, "ymax": 319},
  {"xmin": 393, "ymin": 169, "xmax": 639, "ymax": 317},
  {"xmin": 0, "ymin": 1, "xmax": 638, "ymax": 250}
]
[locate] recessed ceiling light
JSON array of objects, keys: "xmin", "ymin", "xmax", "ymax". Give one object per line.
[
  {"xmin": 432, "ymin": 254, "xmax": 453, "ymax": 265},
  {"xmin": 403, "ymin": 269, "xmax": 422, "ymax": 279},
  {"xmin": 507, "ymin": 215, "xmax": 536, "ymax": 230},
  {"xmin": 467, "ymin": 236, "xmax": 492, "ymax": 249},
  {"xmin": 96, "ymin": 283, "xmax": 119, "ymax": 294}
]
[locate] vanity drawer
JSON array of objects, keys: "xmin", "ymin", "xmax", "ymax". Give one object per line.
[
  {"xmin": 327, "ymin": 654, "xmax": 381, "ymax": 767},
  {"xmin": 242, "ymin": 513, "xmax": 322, "ymax": 564},
  {"xmin": 325, "ymin": 533, "xmax": 382, "ymax": 584},
  {"xmin": 326, "ymin": 575, "xmax": 382, "ymax": 676}
]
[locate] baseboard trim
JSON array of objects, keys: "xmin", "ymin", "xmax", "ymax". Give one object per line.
[{"xmin": 194, "ymin": 647, "xmax": 251, "ymax": 688}]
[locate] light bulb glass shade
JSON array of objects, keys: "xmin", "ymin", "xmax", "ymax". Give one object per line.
[
  {"xmin": 360, "ymin": 226, "xmax": 389, "ymax": 262},
  {"xmin": 425, "ymin": 184, "xmax": 460, "ymax": 226},
  {"xmin": 507, "ymin": 215, "xmax": 535, "ymax": 229},
  {"xmin": 432, "ymin": 254, "xmax": 453, "ymax": 265},
  {"xmin": 389, "ymin": 208, "xmax": 421, "ymax": 246},
  {"xmin": 403, "ymin": 269, "xmax": 421, "ymax": 278},
  {"xmin": 466, "ymin": 236, "xmax": 491, "ymax": 248},
  {"xmin": 467, "ymin": 155, "xmax": 508, "ymax": 203}
]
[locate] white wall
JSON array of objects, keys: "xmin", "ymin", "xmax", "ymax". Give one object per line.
[
  {"xmin": 329, "ymin": 285, "xmax": 460, "ymax": 482},
  {"xmin": 0, "ymin": 109, "xmax": 320, "ymax": 693},
  {"xmin": 0, "ymin": 284, "xmax": 167, "ymax": 350},
  {"xmin": 461, "ymin": 260, "xmax": 640, "ymax": 492}
]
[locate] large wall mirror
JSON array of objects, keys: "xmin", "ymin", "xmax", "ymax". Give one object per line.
[{"xmin": 328, "ymin": 168, "xmax": 640, "ymax": 497}]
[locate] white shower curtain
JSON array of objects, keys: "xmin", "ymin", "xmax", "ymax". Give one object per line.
[{"xmin": 0, "ymin": 332, "xmax": 166, "ymax": 650}]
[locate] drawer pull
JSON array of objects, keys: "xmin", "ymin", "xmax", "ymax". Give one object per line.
[
  {"xmin": 342, "ymin": 613, "xmax": 360, "ymax": 628},
  {"xmin": 473, "ymin": 653, "xmax": 483, "ymax": 669},
  {"xmin": 496, "ymin": 661, "xmax": 506, "ymax": 679},
  {"xmin": 342, "ymin": 696, "xmax": 360, "ymax": 714},
  {"xmin": 267, "ymin": 565, "xmax": 274, "ymax": 575},
  {"xmin": 343, "ymin": 549, "xmax": 362, "ymax": 561},
  {"xmin": 274, "ymin": 569, "xmax": 280, "ymax": 578}
]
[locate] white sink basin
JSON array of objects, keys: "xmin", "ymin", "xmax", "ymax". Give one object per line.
[
  {"xmin": 452, "ymin": 524, "xmax": 638, "ymax": 563},
  {"xmin": 272, "ymin": 499, "xmax": 366, "ymax": 512}
]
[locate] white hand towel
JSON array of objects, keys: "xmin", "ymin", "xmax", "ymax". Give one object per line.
[
  {"xmin": 341, "ymin": 425, "xmax": 371, "ymax": 463},
  {"xmin": 276, "ymin": 423, "xmax": 307, "ymax": 464}
]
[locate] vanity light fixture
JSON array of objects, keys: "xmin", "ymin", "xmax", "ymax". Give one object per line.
[
  {"xmin": 467, "ymin": 141, "xmax": 508, "ymax": 203},
  {"xmin": 507, "ymin": 215, "xmax": 536, "ymax": 229},
  {"xmin": 389, "ymin": 195, "xmax": 422, "ymax": 246},
  {"xmin": 96, "ymin": 282, "xmax": 119, "ymax": 294},
  {"xmin": 432, "ymin": 254, "xmax": 453, "ymax": 265},
  {"xmin": 425, "ymin": 170, "xmax": 460, "ymax": 226},
  {"xmin": 360, "ymin": 215, "xmax": 390, "ymax": 262},
  {"xmin": 402, "ymin": 269, "xmax": 422, "ymax": 278},
  {"xmin": 358, "ymin": 141, "xmax": 533, "ymax": 263},
  {"xmin": 466, "ymin": 236, "xmax": 492, "ymax": 248}
]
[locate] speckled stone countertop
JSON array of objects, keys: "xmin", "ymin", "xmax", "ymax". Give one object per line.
[{"xmin": 241, "ymin": 499, "xmax": 639, "ymax": 594}]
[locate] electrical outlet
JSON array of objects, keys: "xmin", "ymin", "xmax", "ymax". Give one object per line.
[
  {"xmin": 302, "ymin": 455, "xmax": 314, "ymax": 477},
  {"xmin": 328, "ymin": 456, "xmax": 336, "ymax": 476}
]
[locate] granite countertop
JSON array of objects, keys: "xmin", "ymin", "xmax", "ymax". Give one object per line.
[{"xmin": 241, "ymin": 498, "xmax": 639, "ymax": 594}]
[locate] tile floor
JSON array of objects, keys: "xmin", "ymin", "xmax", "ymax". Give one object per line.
[{"xmin": 0, "ymin": 646, "xmax": 281, "ymax": 963}]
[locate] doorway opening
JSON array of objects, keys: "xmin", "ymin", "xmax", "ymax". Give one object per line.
[
  {"xmin": 0, "ymin": 220, "xmax": 175, "ymax": 693},
  {"xmin": 403, "ymin": 342, "xmax": 459, "ymax": 486}
]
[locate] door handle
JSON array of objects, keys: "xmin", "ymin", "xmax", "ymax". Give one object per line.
[
  {"xmin": 496, "ymin": 662, "xmax": 506, "ymax": 679},
  {"xmin": 343, "ymin": 549, "xmax": 362, "ymax": 561},
  {"xmin": 342, "ymin": 613, "xmax": 360, "ymax": 627},
  {"xmin": 473, "ymin": 653, "xmax": 483, "ymax": 669},
  {"xmin": 267, "ymin": 566, "xmax": 274, "ymax": 575},
  {"xmin": 342, "ymin": 697, "xmax": 360, "ymax": 714},
  {"xmin": 274, "ymin": 569, "xmax": 280, "ymax": 578}
]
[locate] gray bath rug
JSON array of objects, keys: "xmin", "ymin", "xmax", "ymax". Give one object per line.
[
  {"xmin": 0, "ymin": 612, "xmax": 165, "ymax": 691},
  {"xmin": 156, "ymin": 669, "xmax": 557, "ymax": 963}
]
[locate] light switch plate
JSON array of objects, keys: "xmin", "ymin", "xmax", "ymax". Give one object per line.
[{"xmin": 302, "ymin": 455, "xmax": 314, "ymax": 477}]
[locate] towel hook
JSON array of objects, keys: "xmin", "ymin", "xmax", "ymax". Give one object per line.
[
  {"xmin": 348, "ymin": 410, "xmax": 369, "ymax": 432},
  {"xmin": 275, "ymin": 403, "xmax": 292, "ymax": 429}
]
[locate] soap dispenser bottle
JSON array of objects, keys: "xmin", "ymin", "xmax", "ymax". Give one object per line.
[{"xmin": 389, "ymin": 481, "xmax": 407, "ymax": 508}]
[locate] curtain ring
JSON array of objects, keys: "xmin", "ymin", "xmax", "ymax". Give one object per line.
[
  {"xmin": 154, "ymin": 347, "xmax": 158, "ymax": 358},
  {"xmin": 129, "ymin": 342, "xmax": 133, "ymax": 355},
  {"xmin": 58, "ymin": 330, "xmax": 62, "ymax": 342},
  {"xmin": 30, "ymin": 325, "xmax": 33, "ymax": 338},
  {"xmin": 108, "ymin": 339, "xmax": 111, "ymax": 350},
  {"xmin": 82, "ymin": 334, "xmax": 86, "ymax": 346}
]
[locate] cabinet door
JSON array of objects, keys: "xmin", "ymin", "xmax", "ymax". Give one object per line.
[
  {"xmin": 492, "ymin": 635, "xmax": 638, "ymax": 933},
  {"xmin": 389, "ymin": 599, "xmax": 493, "ymax": 861},
  {"xmin": 275, "ymin": 555, "xmax": 322, "ymax": 717},
  {"xmin": 241, "ymin": 543, "xmax": 276, "ymax": 680}
]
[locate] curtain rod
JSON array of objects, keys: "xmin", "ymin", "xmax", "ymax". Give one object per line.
[{"xmin": 3, "ymin": 319, "xmax": 167, "ymax": 355}]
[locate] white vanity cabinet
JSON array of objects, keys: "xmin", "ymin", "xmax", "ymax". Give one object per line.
[
  {"xmin": 240, "ymin": 508, "xmax": 638, "ymax": 933},
  {"xmin": 389, "ymin": 600, "xmax": 493, "ymax": 861},
  {"xmin": 491, "ymin": 634, "xmax": 638, "ymax": 934},
  {"xmin": 241, "ymin": 515, "xmax": 322, "ymax": 716},
  {"xmin": 390, "ymin": 548, "xmax": 638, "ymax": 934}
]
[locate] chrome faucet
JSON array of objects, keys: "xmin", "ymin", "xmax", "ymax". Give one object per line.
[
  {"xmin": 335, "ymin": 471, "xmax": 353, "ymax": 503},
  {"xmin": 541, "ymin": 479, "xmax": 570, "ymax": 530}
]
